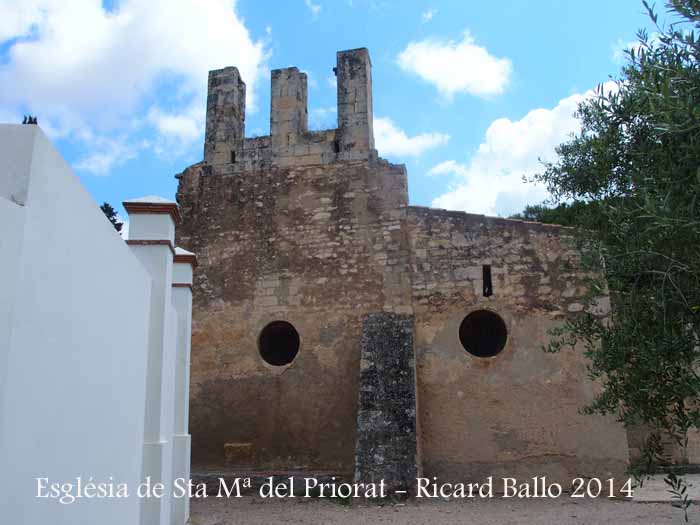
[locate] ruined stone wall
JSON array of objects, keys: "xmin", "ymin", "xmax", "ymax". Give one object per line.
[
  {"xmin": 407, "ymin": 207, "xmax": 629, "ymax": 485},
  {"xmin": 180, "ymin": 46, "xmax": 633, "ymax": 481},
  {"xmin": 175, "ymin": 157, "xmax": 412, "ymax": 471},
  {"xmin": 204, "ymin": 49, "xmax": 376, "ymax": 176}
]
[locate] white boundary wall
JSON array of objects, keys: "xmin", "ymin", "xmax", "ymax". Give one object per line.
[{"xmin": 0, "ymin": 125, "xmax": 193, "ymax": 525}]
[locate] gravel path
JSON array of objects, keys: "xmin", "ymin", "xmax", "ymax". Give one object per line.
[{"xmin": 190, "ymin": 496, "xmax": 693, "ymax": 524}]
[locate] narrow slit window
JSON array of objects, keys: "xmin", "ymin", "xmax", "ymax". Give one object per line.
[
  {"xmin": 231, "ymin": 150, "xmax": 236, "ymax": 163},
  {"xmin": 483, "ymin": 265, "xmax": 493, "ymax": 297}
]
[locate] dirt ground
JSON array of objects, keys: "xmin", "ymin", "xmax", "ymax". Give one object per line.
[{"xmin": 189, "ymin": 496, "xmax": 695, "ymax": 524}]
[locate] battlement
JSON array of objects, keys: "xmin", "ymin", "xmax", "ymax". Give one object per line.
[{"xmin": 203, "ymin": 48, "xmax": 377, "ymax": 173}]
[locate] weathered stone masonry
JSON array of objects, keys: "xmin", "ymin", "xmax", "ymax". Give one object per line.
[
  {"xmin": 356, "ymin": 313, "xmax": 418, "ymax": 494},
  {"xmin": 176, "ymin": 47, "xmax": 630, "ymax": 488}
]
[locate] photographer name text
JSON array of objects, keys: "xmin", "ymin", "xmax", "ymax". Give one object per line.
[{"xmin": 37, "ymin": 475, "xmax": 634, "ymax": 504}]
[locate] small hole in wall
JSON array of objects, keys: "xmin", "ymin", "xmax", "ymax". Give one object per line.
[
  {"xmin": 459, "ymin": 310, "xmax": 507, "ymax": 358},
  {"xmin": 231, "ymin": 150, "xmax": 236, "ymax": 163},
  {"xmin": 259, "ymin": 321, "xmax": 300, "ymax": 366},
  {"xmin": 332, "ymin": 140, "xmax": 340, "ymax": 154},
  {"xmin": 483, "ymin": 265, "xmax": 493, "ymax": 297}
]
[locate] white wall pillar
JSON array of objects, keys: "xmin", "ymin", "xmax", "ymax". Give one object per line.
[
  {"xmin": 124, "ymin": 196, "xmax": 180, "ymax": 525},
  {"xmin": 0, "ymin": 125, "xmax": 32, "ymax": 495},
  {"xmin": 170, "ymin": 248, "xmax": 196, "ymax": 525}
]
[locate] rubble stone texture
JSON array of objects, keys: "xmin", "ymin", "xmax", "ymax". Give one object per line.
[
  {"xmin": 175, "ymin": 48, "xmax": 630, "ymax": 484},
  {"xmin": 356, "ymin": 313, "xmax": 417, "ymax": 495}
]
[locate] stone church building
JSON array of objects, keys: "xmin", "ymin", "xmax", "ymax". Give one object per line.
[{"xmin": 175, "ymin": 48, "xmax": 629, "ymax": 489}]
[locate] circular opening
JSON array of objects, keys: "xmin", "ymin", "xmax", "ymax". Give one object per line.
[
  {"xmin": 459, "ymin": 310, "xmax": 507, "ymax": 358},
  {"xmin": 258, "ymin": 321, "xmax": 300, "ymax": 366}
]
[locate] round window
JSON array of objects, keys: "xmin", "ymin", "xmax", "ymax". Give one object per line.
[
  {"xmin": 459, "ymin": 310, "xmax": 507, "ymax": 357},
  {"xmin": 258, "ymin": 321, "xmax": 300, "ymax": 366}
]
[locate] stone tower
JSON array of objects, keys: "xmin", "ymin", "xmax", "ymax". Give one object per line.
[
  {"xmin": 201, "ymin": 48, "xmax": 377, "ymax": 175},
  {"xmin": 204, "ymin": 66, "xmax": 245, "ymax": 166}
]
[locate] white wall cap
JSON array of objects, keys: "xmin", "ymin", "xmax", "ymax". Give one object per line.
[
  {"xmin": 124, "ymin": 195, "xmax": 176, "ymax": 205},
  {"xmin": 174, "ymin": 246, "xmax": 197, "ymax": 269},
  {"xmin": 173, "ymin": 247, "xmax": 196, "ymax": 285},
  {"xmin": 123, "ymin": 196, "xmax": 180, "ymax": 243}
]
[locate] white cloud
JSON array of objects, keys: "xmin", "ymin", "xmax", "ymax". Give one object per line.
[
  {"xmin": 74, "ymin": 136, "xmax": 146, "ymax": 175},
  {"xmin": 146, "ymin": 102, "xmax": 204, "ymax": 156},
  {"xmin": 0, "ymin": 0, "xmax": 268, "ymax": 173},
  {"xmin": 309, "ymin": 106, "xmax": 337, "ymax": 130},
  {"xmin": 397, "ymin": 31, "xmax": 512, "ymax": 99},
  {"xmin": 0, "ymin": 0, "xmax": 48, "ymax": 41},
  {"xmin": 611, "ymin": 34, "xmax": 659, "ymax": 64},
  {"xmin": 374, "ymin": 117, "xmax": 449, "ymax": 157},
  {"xmin": 148, "ymin": 106, "xmax": 202, "ymax": 145},
  {"xmin": 430, "ymin": 82, "xmax": 617, "ymax": 216},
  {"xmin": 427, "ymin": 160, "xmax": 466, "ymax": 177},
  {"xmin": 304, "ymin": 70, "xmax": 318, "ymax": 89},
  {"xmin": 305, "ymin": 0, "xmax": 322, "ymax": 20},
  {"xmin": 0, "ymin": 108, "xmax": 23, "ymax": 127},
  {"xmin": 421, "ymin": 8, "xmax": 437, "ymax": 23},
  {"xmin": 612, "ymin": 37, "xmax": 642, "ymax": 64}
]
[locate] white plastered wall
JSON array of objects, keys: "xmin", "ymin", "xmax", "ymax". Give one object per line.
[
  {"xmin": 171, "ymin": 258, "xmax": 194, "ymax": 524},
  {"xmin": 0, "ymin": 125, "xmax": 154, "ymax": 524}
]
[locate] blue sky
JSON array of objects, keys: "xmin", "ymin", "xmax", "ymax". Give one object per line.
[{"xmin": 0, "ymin": 0, "xmax": 653, "ymax": 223}]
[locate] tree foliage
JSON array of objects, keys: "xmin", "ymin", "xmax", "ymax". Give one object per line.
[
  {"xmin": 533, "ymin": 0, "xmax": 700, "ymax": 469},
  {"xmin": 100, "ymin": 202, "xmax": 123, "ymax": 233},
  {"xmin": 509, "ymin": 201, "xmax": 601, "ymax": 227}
]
